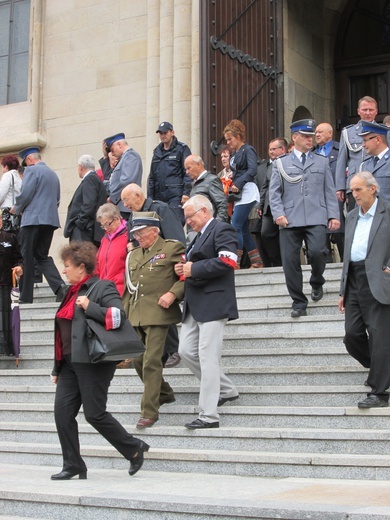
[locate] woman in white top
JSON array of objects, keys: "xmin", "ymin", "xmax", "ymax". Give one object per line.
[{"xmin": 0, "ymin": 155, "xmax": 22, "ymax": 208}]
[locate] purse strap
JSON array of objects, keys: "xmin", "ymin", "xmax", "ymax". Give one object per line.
[
  {"xmin": 85, "ymin": 280, "xmax": 101, "ymax": 298},
  {"xmin": 10, "ymin": 172, "xmax": 15, "ymax": 206}
]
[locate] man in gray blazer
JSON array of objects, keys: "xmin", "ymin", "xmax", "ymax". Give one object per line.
[
  {"xmin": 269, "ymin": 119, "xmax": 340, "ymax": 317},
  {"xmin": 106, "ymin": 133, "xmax": 142, "ymax": 220},
  {"xmin": 12, "ymin": 147, "xmax": 64, "ymax": 303},
  {"xmin": 339, "ymin": 171, "xmax": 390, "ymax": 408}
]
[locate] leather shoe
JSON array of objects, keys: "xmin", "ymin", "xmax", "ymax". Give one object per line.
[
  {"xmin": 311, "ymin": 287, "xmax": 323, "ymax": 302},
  {"xmin": 136, "ymin": 417, "xmax": 158, "ymax": 429},
  {"xmin": 358, "ymin": 396, "xmax": 389, "ymax": 408},
  {"xmin": 291, "ymin": 309, "xmax": 307, "ymax": 318},
  {"xmin": 164, "ymin": 352, "xmax": 181, "ymax": 368},
  {"xmin": 51, "ymin": 469, "xmax": 87, "ymax": 480},
  {"xmin": 129, "ymin": 440, "xmax": 150, "ymax": 476},
  {"xmin": 185, "ymin": 418, "xmax": 219, "ymax": 429},
  {"xmin": 159, "ymin": 396, "xmax": 176, "ymax": 405},
  {"xmin": 218, "ymin": 395, "xmax": 239, "ymax": 407},
  {"xmin": 116, "ymin": 359, "xmax": 133, "ymax": 369}
]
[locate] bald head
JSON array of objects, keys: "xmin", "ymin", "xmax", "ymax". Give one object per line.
[
  {"xmin": 315, "ymin": 123, "xmax": 333, "ymax": 147},
  {"xmin": 185, "ymin": 154, "xmax": 206, "ymax": 180},
  {"xmin": 121, "ymin": 183, "xmax": 146, "ymax": 211}
]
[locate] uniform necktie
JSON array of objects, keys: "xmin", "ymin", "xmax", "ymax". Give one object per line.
[
  {"xmin": 373, "ymin": 156, "xmax": 379, "ymax": 167},
  {"xmin": 301, "ymin": 153, "xmax": 306, "ymax": 166}
]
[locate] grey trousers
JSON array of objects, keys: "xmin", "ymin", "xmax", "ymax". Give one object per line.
[{"xmin": 179, "ymin": 314, "xmax": 238, "ymax": 422}]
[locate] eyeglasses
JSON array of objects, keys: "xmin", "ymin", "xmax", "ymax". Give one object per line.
[
  {"xmin": 362, "ymin": 136, "xmax": 377, "ymax": 143},
  {"xmin": 185, "ymin": 208, "xmax": 203, "ymax": 221},
  {"xmin": 132, "ymin": 228, "xmax": 151, "ymax": 239},
  {"xmin": 269, "ymin": 145, "xmax": 283, "ymax": 152},
  {"xmin": 100, "ymin": 218, "xmax": 115, "ymax": 230}
]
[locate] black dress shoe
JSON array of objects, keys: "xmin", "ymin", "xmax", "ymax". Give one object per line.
[
  {"xmin": 51, "ymin": 469, "xmax": 87, "ymax": 480},
  {"xmin": 291, "ymin": 309, "xmax": 307, "ymax": 318},
  {"xmin": 185, "ymin": 418, "xmax": 219, "ymax": 429},
  {"xmin": 358, "ymin": 396, "xmax": 389, "ymax": 408},
  {"xmin": 311, "ymin": 287, "xmax": 323, "ymax": 302},
  {"xmin": 129, "ymin": 440, "xmax": 150, "ymax": 476},
  {"xmin": 218, "ymin": 395, "xmax": 239, "ymax": 407}
]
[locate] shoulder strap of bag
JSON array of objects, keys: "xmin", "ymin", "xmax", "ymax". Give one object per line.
[
  {"xmin": 10, "ymin": 172, "xmax": 15, "ymax": 205},
  {"xmin": 85, "ymin": 280, "xmax": 101, "ymax": 299}
]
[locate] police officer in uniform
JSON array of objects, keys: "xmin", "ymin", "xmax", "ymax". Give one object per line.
[
  {"xmin": 335, "ymin": 96, "xmax": 378, "ymax": 210},
  {"xmin": 269, "ymin": 119, "xmax": 340, "ymax": 317},
  {"xmin": 122, "ymin": 212, "xmax": 185, "ymax": 428},
  {"xmin": 358, "ymin": 121, "xmax": 390, "ymax": 201},
  {"xmin": 147, "ymin": 122, "xmax": 192, "ymax": 225}
]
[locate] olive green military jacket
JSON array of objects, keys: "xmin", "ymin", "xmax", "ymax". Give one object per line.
[{"xmin": 122, "ymin": 236, "xmax": 185, "ymax": 327}]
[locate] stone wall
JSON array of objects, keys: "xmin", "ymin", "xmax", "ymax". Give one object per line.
[{"xmin": 0, "ymin": 0, "xmax": 199, "ymax": 263}]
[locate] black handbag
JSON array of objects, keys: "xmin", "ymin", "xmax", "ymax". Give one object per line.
[
  {"xmin": 227, "ymin": 190, "xmax": 242, "ymax": 202},
  {"xmin": 86, "ymin": 318, "xmax": 145, "ymax": 363},
  {"xmin": 84, "ymin": 281, "xmax": 145, "ymax": 363},
  {"xmin": 2, "ymin": 174, "xmax": 21, "ymax": 232}
]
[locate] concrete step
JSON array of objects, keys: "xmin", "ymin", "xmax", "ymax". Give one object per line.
[
  {"xmin": 3, "ymin": 464, "xmax": 390, "ymax": 520},
  {"xmin": 0, "ymin": 346, "xmax": 356, "ymax": 370},
  {"xmin": 2, "ymin": 422, "xmax": 390, "ymax": 455},
  {"xmin": 0, "ymin": 365, "xmax": 366, "ymax": 387},
  {"xmin": 2, "ymin": 441, "xmax": 390, "ymax": 481},
  {"xmin": 1, "ymin": 403, "xmax": 389, "ymax": 430}
]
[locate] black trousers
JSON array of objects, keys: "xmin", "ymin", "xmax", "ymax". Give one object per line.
[
  {"xmin": 163, "ymin": 323, "xmax": 180, "ymax": 358},
  {"xmin": 279, "ymin": 225, "xmax": 328, "ymax": 310},
  {"xmin": 19, "ymin": 225, "xmax": 63, "ymax": 302},
  {"xmin": 344, "ymin": 263, "xmax": 390, "ymax": 400},
  {"xmin": 260, "ymin": 213, "xmax": 282, "ymax": 267},
  {"xmin": 54, "ymin": 357, "xmax": 141, "ymax": 472}
]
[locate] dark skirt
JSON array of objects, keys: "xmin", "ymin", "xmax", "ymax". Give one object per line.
[{"xmin": 0, "ymin": 285, "xmax": 13, "ymax": 356}]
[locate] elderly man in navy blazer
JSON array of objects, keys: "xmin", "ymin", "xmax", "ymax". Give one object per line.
[
  {"xmin": 12, "ymin": 147, "xmax": 65, "ymax": 303},
  {"xmin": 175, "ymin": 195, "xmax": 239, "ymax": 429},
  {"xmin": 269, "ymin": 119, "xmax": 340, "ymax": 318},
  {"xmin": 339, "ymin": 171, "xmax": 390, "ymax": 408}
]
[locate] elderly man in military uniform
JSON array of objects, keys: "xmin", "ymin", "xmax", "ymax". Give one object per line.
[
  {"xmin": 122, "ymin": 212, "xmax": 185, "ymax": 428},
  {"xmin": 358, "ymin": 121, "xmax": 390, "ymax": 201},
  {"xmin": 269, "ymin": 119, "xmax": 340, "ymax": 318},
  {"xmin": 335, "ymin": 96, "xmax": 378, "ymax": 211}
]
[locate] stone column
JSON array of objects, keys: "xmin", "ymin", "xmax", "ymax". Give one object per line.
[
  {"xmin": 190, "ymin": 0, "xmax": 200, "ymax": 155},
  {"xmin": 172, "ymin": 0, "xmax": 192, "ymax": 147},
  {"xmin": 146, "ymin": 0, "xmax": 161, "ymax": 170},
  {"xmin": 159, "ymin": 0, "xmax": 174, "ymax": 121}
]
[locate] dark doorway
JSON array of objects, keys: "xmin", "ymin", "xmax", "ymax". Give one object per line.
[
  {"xmin": 200, "ymin": 0, "xmax": 284, "ymax": 172},
  {"xmin": 335, "ymin": 0, "xmax": 390, "ymax": 133}
]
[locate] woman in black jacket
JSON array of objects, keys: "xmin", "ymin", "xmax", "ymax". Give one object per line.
[
  {"xmin": 223, "ymin": 119, "xmax": 263, "ymax": 268},
  {"xmin": 51, "ymin": 241, "xmax": 149, "ymax": 480},
  {"xmin": 0, "ymin": 209, "xmax": 23, "ymax": 356}
]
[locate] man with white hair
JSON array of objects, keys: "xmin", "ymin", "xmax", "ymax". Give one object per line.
[
  {"xmin": 339, "ymin": 171, "xmax": 390, "ymax": 408},
  {"xmin": 64, "ymin": 155, "xmax": 107, "ymax": 245},
  {"xmin": 175, "ymin": 195, "xmax": 239, "ymax": 429}
]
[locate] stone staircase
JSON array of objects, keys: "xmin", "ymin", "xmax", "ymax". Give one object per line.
[{"xmin": 1, "ymin": 264, "xmax": 390, "ymax": 519}]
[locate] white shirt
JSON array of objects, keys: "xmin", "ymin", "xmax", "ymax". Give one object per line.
[{"xmin": 350, "ymin": 197, "xmax": 378, "ymax": 261}]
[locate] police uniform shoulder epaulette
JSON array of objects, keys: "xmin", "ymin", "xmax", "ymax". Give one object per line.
[
  {"xmin": 276, "ymin": 153, "xmax": 289, "ymax": 159},
  {"xmin": 343, "ymin": 124, "xmax": 354, "ymax": 129},
  {"xmin": 361, "ymin": 156, "xmax": 371, "ymax": 163}
]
